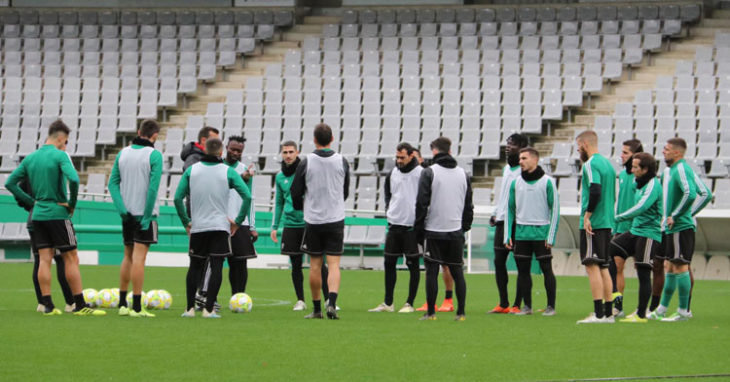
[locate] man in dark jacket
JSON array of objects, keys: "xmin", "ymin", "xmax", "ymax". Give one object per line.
[{"xmin": 180, "ymin": 126, "xmax": 220, "ymax": 172}]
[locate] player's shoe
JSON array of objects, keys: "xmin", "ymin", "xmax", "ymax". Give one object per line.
[
  {"xmin": 601, "ymin": 316, "xmax": 616, "ymax": 323},
  {"xmin": 73, "ymin": 307, "xmax": 106, "ymax": 316},
  {"xmin": 508, "ymin": 306, "xmax": 521, "ymax": 314},
  {"xmin": 304, "ymin": 311, "xmax": 323, "ymax": 319},
  {"xmin": 661, "ymin": 311, "xmax": 690, "ymax": 322},
  {"xmin": 419, "ymin": 313, "xmax": 437, "ymax": 321},
  {"xmin": 118, "ymin": 306, "xmax": 130, "ymax": 316},
  {"xmin": 368, "ymin": 303, "xmax": 394, "ymax": 312},
  {"xmin": 687, "ymin": 310, "xmax": 694, "ymax": 318},
  {"xmin": 64, "ymin": 303, "xmax": 75, "ymax": 313},
  {"xmin": 194, "ymin": 292, "xmax": 206, "ymax": 311},
  {"xmin": 613, "ymin": 309, "xmax": 625, "ymax": 318},
  {"xmin": 324, "ymin": 299, "xmax": 341, "ymax": 311},
  {"xmin": 129, "ymin": 309, "xmax": 156, "ymax": 318},
  {"xmin": 577, "ymin": 313, "xmax": 607, "ymax": 324},
  {"xmin": 181, "ymin": 308, "xmax": 195, "ymax": 318},
  {"xmin": 398, "ymin": 303, "xmax": 415, "ymax": 313},
  {"xmin": 454, "ymin": 314, "xmax": 466, "ymax": 321},
  {"xmin": 438, "ymin": 298, "xmax": 454, "ymax": 312},
  {"xmin": 292, "ymin": 300, "xmax": 307, "ymax": 311},
  {"xmin": 620, "ymin": 315, "xmax": 648, "ymax": 323},
  {"xmin": 542, "ymin": 306, "xmax": 556, "ymax": 316},
  {"xmin": 648, "ymin": 310, "xmax": 666, "ymax": 321},
  {"xmin": 515, "ymin": 306, "xmax": 533, "ymax": 316},
  {"xmin": 487, "ymin": 305, "xmax": 510, "ymax": 314},
  {"xmin": 416, "ymin": 302, "xmax": 429, "ymax": 312},
  {"xmin": 202, "ymin": 308, "xmax": 221, "ymax": 318},
  {"xmin": 36, "ymin": 303, "xmax": 45, "ymax": 312},
  {"xmin": 43, "ymin": 308, "xmax": 62, "ymax": 316},
  {"xmin": 326, "ymin": 305, "xmax": 339, "ymax": 320}
]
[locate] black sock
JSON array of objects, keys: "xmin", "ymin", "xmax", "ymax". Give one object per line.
[
  {"xmin": 539, "ymin": 258, "xmax": 556, "ymax": 308},
  {"xmin": 328, "ymin": 292, "xmax": 338, "ymax": 308},
  {"xmin": 384, "ymin": 256, "xmax": 397, "ymax": 306},
  {"xmin": 604, "ymin": 301, "xmax": 613, "ymax": 318},
  {"xmin": 447, "ymin": 264, "xmax": 467, "ymax": 315},
  {"xmin": 445, "ymin": 290, "xmax": 453, "ymax": 300},
  {"xmin": 73, "ymin": 293, "xmax": 86, "ymax": 311},
  {"xmin": 290, "ymin": 255, "xmax": 305, "ymax": 301},
  {"xmin": 241, "ymin": 259, "xmax": 249, "ymax": 293},
  {"xmin": 406, "ymin": 257, "xmax": 420, "ymax": 306},
  {"xmin": 313, "ymin": 299, "xmax": 321, "ymax": 313},
  {"xmin": 494, "ymin": 248, "xmax": 510, "ymax": 308},
  {"xmin": 425, "ymin": 260, "xmax": 439, "ymax": 315},
  {"xmin": 131, "ymin": 294, "xmax": 141, "ymax": 312},
  {"xmin": 609, "ymin": 257, "xmax": 618, "ymax": 293},
  {"xmin": 649, "ymin": 294, "xmax": 661, "ymax": 312},
  {"xmin": 687, "ymin": 293, "xmax": 692, "ymax": 311},
  {"xmin": 637, "ymin": 267, "xmax": 651, "ymax": 319},
  {"xmin": 187, "ymin": 257, "xmax": 206, "ymax": 310},
  {"xmin": 594, "ymin": 299, "xmax": 604, "ymax": 318},
  {"xmin": 32, "ymin": 254, "xmax": 42, "ymax": 304},
  {"xmin": 513, "ymin": 281, "xmax": 523, "ymax": 307},
  {"xmin": 615, "ymin": 294, "xmax": 623, "ymax": 312},
  {"xmin": 321, "ymin": 264, "xmax": 330, "ymax": 297},
  {"xmin": 516, "ymin": 257, "xmax": 532, "ymax": 309},
  {"xmin": 205, "ymin": 257, "xmax": 224, "ymax": 312},
  {"xmin": 54, "ymin": 254, "xmax": 74, "ymax": 305},
  {"xmin": 41, "ymin": 295, "xmax": 55, "ymax": 311},
  {"xmin": 228, "ymin": 258, "xmax": 245, "ymax": 295},
  {"xmin": 119, "ymin": 290, "xmax": 128, "ymax": 307}
]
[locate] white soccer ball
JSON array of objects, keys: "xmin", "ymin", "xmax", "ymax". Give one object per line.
[
  {"xmin": 229, "ymin": 293, "xmax": 253, "ymax": 313},
  {"xmin": 110, "ymin": 288, "xmax": 120, "ymax": 308},
  {"xmin": 125, "ymin": 291, "xmax": 148, "ymax": 308},
  {"xmin": 158, "ymin": 290, "xmax": 173, "ymax": 309},
  {"xmin": 82, "ymin": 288, "xmax": 97, "ymax": 307},
  {"xmin": 145, "ymin": 290, "xmax": 165, "ymax": 310},
  {"xmin": 95, "ymin": 288, "xmax": 115, "ymax": 308}
]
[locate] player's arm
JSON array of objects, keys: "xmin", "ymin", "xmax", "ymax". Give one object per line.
[
  {"xmin": 173, "ymin": 168, "xmax": 192, "ymax": 227},
  {"xmin": 60, "ymin": 153, "xmax": 80, "ymax": 209},
  {"xmin": 383, "ymin": 172, "xmax": 392, "ymax": 211},
  {"xmin": 342, "ymin": 157, "xmax": 350, "ymax": 201},
  {"xmin": 461, "ymin": 172, "xmax": 474, "ymax": 232},
  {"xmin": 228, "ymin": 167, "xmax": 252, "ymax": 226},
  {"xmin": 107, "ymin": 154, "xmax": 129, "ymax": 219},
  {"xmin": 547, "ymin": 178, "xmax": 560, "ymax": 246},
  {"xmin": 670, "ymin": 167, "xmax": 697, "ymax": 218},
  {"xmin": 272, "ymin": 175, "xmax": 285, "ymax": 231},
  {"xmin": 617, "ymin": 180, "xmax": 659, "ymax": 221},
  {"xmin": 505, "ymin": 180, "xmax": 516, "ymax": 245},
  {"xmin": 290, "ymin": 157, "xmax": 307, "ymax": 211},
  {"xmin": 140, "ymin": 150, "xmax": 163, "ymax": 229},
  {"xmin": 5, "ymin": 162, "xmax": 34, "ymax": 208},
  {"xmin": 691, "ymin": 173, "xmax": 712, "ymax": 217},
  {"xmin": 245, "ymin": 173, "xmax": 255, "ymax": 230},
  {"xmin": 414, "ymin": 168, "xmax": 433, "ymax": 240}
]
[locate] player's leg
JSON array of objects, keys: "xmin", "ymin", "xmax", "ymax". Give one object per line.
[
  {"xmin": 609, "ymin": 233, "xmax": 633, "ymax": 315},
  {"xmin": 320, "ymin": 262, "xmax": 330, "ymax": 297},
  {"xmin": 538, "ymin": 252, "xmax": 556, "ymax": 314},
  {"xmin": 514, "ymin": 255, "xmax": 532, "ymax": 313},
  {"xmin": 289, "ymin": 254, "xmax": 305, "ymax": 303},
  {"xmin": 37, "ymin": 248, "xmax": 56, "ymax": 313},
  {"xmin": 636, "ymin": 265, "xmax": 652, "ymax": 319},
  {"xmin": 614, "ymin": 257, "xmax": 625, "ymax": 313},
  {"xmin": 578, "ymin": 230, "xmax": 606, "ymax": 321},
  {"xmin": 663, "ymin": 230, "xmax": 693, "ymax": 321},
  {"xmin": 60, "ymin": 249, "xmax": 103, "ymax": 316},
  {"xmin": 185, "ymin": 256, "xmax": 206, "ymax": 315},
  {"xmin": 307, "ymin": 255, "xmax": 324, "ymax": 317},
  {"xmin": 228, "ymin": 257, "xmax": 245, "ymax": 294},
  {"xmin": 32, "ymin": 252, "xmax": 43, "ymax": 308},
  {"xmin": 204, "ymin": 255, "xmax": 225, "ymax": 315},
  {"xmin": 52, "ymin": 253, "xmax": 74, "ymax": 309},
  {"xmin": 118, "ymin": 244, "xmax": 134, "ymax": 309},
  {"xmin": 438, "ymin": 265, "xmax": 454, "ymax": 312},
  {"xmin": 490, "ymin": 222, "xmax": 511, "ymax": 312},
  {"xmin": 688, "ymin": 268, "xmax": 694, "ymax": 312},
  {"xmin": 405, "ymin": 256, "xmax": 420, "ymax": 308},
  {"xmin": 371, "ymin": 255, "xmax": 397, "ymax": 311},
  {"xmin": 130, "ymin": 242, "xmax": 151, "ymax": 313},
  {"xmin": 424, "ymin": 258, "xmax": 440, "ymax": 316},
  {"xmin": 446, "ymin": 263, "xmax": 466, "ymax": 318},
  {"xmin": 650, "ymin": 234, "xmax": 668, "ymax": 312},
  {"xmin": 325, "ymin": 254, "xmax": 341, "ymax": 318}
]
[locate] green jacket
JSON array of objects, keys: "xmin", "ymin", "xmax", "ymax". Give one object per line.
[
  {"xmin": 272, "ymin": 170, "xmax": 305, "ymax": 229},
  {"xmin": 580, "ymin": 153, "xmax": 616, "ymax": 230},
  {"xmin": 108, "ymin": 143, "xmax": 164, "ymax": 230},
  {"xmin": 662, "ymin": 159, "xmax": 697, "ymax": 234},
  {"xmin": 505, "ymin": 174, "xmax": 559, "ymax": 246},
  {"xmin": 5, "ymin": 144, "xmax": 79, "ymax": 221},
  {"xmin": 616, "ymin": 177, "xmax": 663, "ymax": 242},
  {"xmin": 615, "ymin": 169, "xmax": 635, "ymax": 234}
]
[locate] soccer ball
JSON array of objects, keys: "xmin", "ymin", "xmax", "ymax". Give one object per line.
[
  {"xmin": 157, "ymin": 290, "xmax": 172, "ymax": 309},
  {"xmin": 82, "ymin": 288, "xmax": 97, "ymax": 307},
  {"xmin": 95, "ymin": 288, "xmax": 115, "ymax": 308},
  {"xmin": 145, "ymin": 290, "xmax": 165, "ymax": 310},
  {"xmin": 110, "ymin": 288, "xmax": 120, "ymax": 308},
  {"xmin": 229, "ymin": 293, "xmax": 253, "ymax": 313},
  {"xmin": 125, "ymin": 291, "xmax": 148, "ymax": 308}
]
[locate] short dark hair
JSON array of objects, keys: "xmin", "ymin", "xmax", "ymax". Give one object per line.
[
  {"xmin": 429, "ymin": 137, "xmax": 451, "ymax": 153},
  {"xmin": 519, "ymin": 147, "xmax": 540, "ymax": 158},
  {"xmin": 622, "ymin": 139, "xmax": 643, "ymax": 154},
  {"xmin": 198, "ymin": 126, "xmax": 219, "ymax": 143},
  {"xmin": 313, "ymin": 123, "xmax": 333, "ymax": 146},
  {"xmin": 396, "ymin": 142, "xmax": 415, "ymax": 154},
  {"xmin": 632, "ymin": 152, "xmax": 657, "ymax": 175},
  {"xmin": 281, "ymin": 140, "xmax": 298, "ymax": 150},
  {"xmin": 227, "ymin": 135, "xmax": 245, "ymax": 145},
  {"xmin": 138, "ymin": 119, "xmax": 160, "ymax": 139},
  {"xmin": 48, "ymin": 119, "xmax": 70, "ymax": 138},
  {"xmin": 576, "ymin": 130, "xmax": 598, "ymax": 145},
  {"xmin": 205, "ymin": 138, "xmax": 223, "ymax": 155},
  {"xmin": 667, "ymin": 137, "xmax": 687, "ymax": 151},
  {"xmin": 507, "ymin": 133, "xmax": 529, "ymax": 148}
]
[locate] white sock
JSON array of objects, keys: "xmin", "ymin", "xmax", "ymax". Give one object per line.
[
  {"xmin": 678, "ymin": 308, "xmax": 689, "ymax": 315},
  {"xmin": 656, "ymin": 305, "xmax": 667, "ymax": 314}
]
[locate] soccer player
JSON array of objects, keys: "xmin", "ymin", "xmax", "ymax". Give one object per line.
[
  {"xmin": 504, "ymin": 148, "xmax": 559, "ymax": 316},
  {"xmin": 611, "ymin": 152, "xmax": 662, "ymax": 323},
  {"xmin": 575, "ymin": 130, "xmax": 616, "ymax": 324},
  {"xmin": 488, "ymin": 133, "xmax": 527, "ymax": 314},
  {"xmin": 612, "ymin": 139, "xmax": 643, "ymax": 317},
  {"xmin": 5, "ymin": 120, "xmax": 105, "ymax": 316},
  {"xmin": 650, "ymin": 138, "xmax": 698, "ymax": 322},
  {"xmin": 270, "ymin": 141, "xmax": 330, "ymax": 311},
  {"xmin": 108, "ymin": 119, "xmax": 163, "ymax": 317},
  {"xmin": 180, "ymin": 126, "xmax": 220, "ymax": 172},
  {"xmin": 291, "ymin": 123, "xmax": 350, "ymax": 320},
  {"xmin": 174, "ymin": 138, "xmax": 251, "ymax": 318},
  {"xmin": 369, "ymin": 142, "xmax": 423, "ymax": 313},
  {"xmin": 415, "ymin": 137, "xmax": 473, "ymax": 321}
]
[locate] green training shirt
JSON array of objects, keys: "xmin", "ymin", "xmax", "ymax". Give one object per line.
[
  {"xmin": 272, "ymin": 170, "xmax": 305, "ymax": 229},
  {"xmin": 661, "ymin": 159, "xmax": 697, "ymax": 234},
  {"xmin": 616, "ymin": 177, "xmax": 663, "ymax": 242},
  {"xmin": 5, "ymin": 144, "xmax": 79, "ymax": 221},
  {"xmin": 580, "ymin": 153, "xmax": 616, "ymax": 230},
  {"xmin": 108, "ymin": 143, "xmax": 163, "ymax": 230},
  {"xmin": 615, "ymin": 169, "xmax": 635, "ymax": 234},
  {"xmin": 505, "ymin": 175, "xmax": 560, "ymax": 245}
]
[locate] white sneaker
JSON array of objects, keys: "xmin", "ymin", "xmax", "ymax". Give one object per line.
[
  {"xmin": 601, "ymin": 316, "xmax": 616, "ymax": 323},
  {"xmin": 613, "ymin": 309, "xmax": 625, "ymax": 318},
  {"xmin": 293, "ymin": 300, "xmax": 307, "ymax": 311},
  {"xmin": 181, "ymin": 308, "xmax": 195, "ymax": 318},
  {"xmin": 368, "ymin": 303, "xmax": 394, "ymax": 312},
  {"xmin": 65, "ymin": 303, "xmax": 76, "ymax": 313},
  {"xmin": 36, "ymin": 304, "xmax": 45, "ymax": 313},
  {"xmin": 577, "ymin": 313, "xmax": 608, "ymax": 324},
  {"xmin": 398, "ymin": 303, "xmax": 415, "ymax": 313},
  {"xmin": 661, "ymin": 311, "xmax": 691, "ymax": 322},
  {"xmin": 325, "ymin": 299, "xmax": 341, "ymax": 311},
  {"xmin": 202, "ymin": 308, "xmax": 221, "ymax": 318},
  {"xmin": 687, "ymin": 310, "xmax": 693, "ymax": 318}
]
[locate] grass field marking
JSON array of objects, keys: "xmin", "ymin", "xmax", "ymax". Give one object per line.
[{"xmin": 551, "ymin": 373, "xmax": 730, "ymax": 381}]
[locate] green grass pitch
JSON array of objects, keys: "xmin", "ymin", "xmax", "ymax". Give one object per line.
[{"xmin": 1, "ymin": 263, "xmax": 729, "ymax": 381}]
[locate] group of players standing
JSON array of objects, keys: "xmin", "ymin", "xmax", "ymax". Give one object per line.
[{"xmin": 6, "ymin": 118, "xmax": 709, "ymax": 322}]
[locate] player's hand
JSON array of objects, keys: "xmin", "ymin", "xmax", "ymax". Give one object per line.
[
  {"xmin": 250, "ymin": 230, "xmax": 258, "ymax": 243},
  {"xmin": 505, "ymin": 239, "xmax": 513, "ymax": 250},
  {"xmin": 58, "ymin": 202, "xmax": 74, "ymax": 217},
  {"xmin": 185, "ymin": 223, "xmax": 191, "ymax": 236},
  {"xmin": 666, "ymin": 217, "xmax": 674, "ymax": 230},
  {"xmin": 545, "ymin": 241, "xmax": 552, "ymax": 249},
  {"xmin": 229, "ymin": 219, "xmax": 239, "ymax": 236},
  {"xmin": 489, "ymin": 216, "xmax": 496, "ymax": 227},
  {"xmin": 140, "ymin": 218, "xmax": 151, "ymax": 231},
  {"xmin": 584, "ymin": 215, "xmax": 593, "ymax": 235},
  {"xmin": 270, "ymin": 229, "xmax": 278, "ymax": 243}
]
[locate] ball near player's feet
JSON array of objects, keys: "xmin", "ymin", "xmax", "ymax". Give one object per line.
[{"xmin": 229, "ymin": 293, "xmax": 253, "ymax": 313}]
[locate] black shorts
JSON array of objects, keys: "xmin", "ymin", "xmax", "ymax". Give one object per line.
[
  {"xmin": 230, "ymin": 225, "xmax": 257, "ymax": 259},
  {"xmin": 384, "ymin": 226, "xmax": 422, "ymax": 257},
  {"xmin": 610, "ymin": 232, "xmax": 659, "ymax": 268},
  {"xmin": 580, "ymin": 228, "xmax": 611, "ymax": 268},
  {"xmin": 32, "ymin": 220, "xmax": 77, "ymax": 252},
  {"xmin": 189, "ymin": 231, "xmax": 232, "ymax": 259},
  {"xmin": 122, "ymin": 219, "xmax": 158, "ymax": 246},
  {"xmin": 513, "ymin": 240, "xmax": 552, "ymax": 260},
  {"xmin": 281, "ymin": 227, "xmax": 305, "ymax": 255},
  {"xmin": 424, "ymin": 236, "xmax": 465, "ymax": 266},
  {"xmin": 301, "ymin": 223, "xmax": 344, "ymax": 256},
  {"xmin": 662, "ymin": 230, "xmax": 695, "ymax": 264}
]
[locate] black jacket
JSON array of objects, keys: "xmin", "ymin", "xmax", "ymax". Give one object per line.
[
  {"xmin": 291, "ymin": 149, "xmax": 350, "ymax": 212},
  {"xmin": 180, "ymin": 142, "xmax": 206, "ymax": 172}
]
